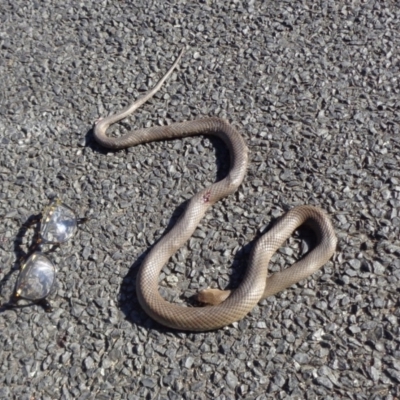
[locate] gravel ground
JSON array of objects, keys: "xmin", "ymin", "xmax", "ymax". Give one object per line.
[{"xmin": 0, "ymin": 1, "xmax": 399, "ymax": 399}]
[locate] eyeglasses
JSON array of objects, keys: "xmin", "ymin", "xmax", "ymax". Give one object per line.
[{"xmin": 9, "ymin": 199, "xmax": 79, "ymax": 311}]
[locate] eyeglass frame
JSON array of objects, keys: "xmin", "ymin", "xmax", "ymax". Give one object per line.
[{"xmin": 3, "ymin": 199, "xmax": 84, "ymax": 312}]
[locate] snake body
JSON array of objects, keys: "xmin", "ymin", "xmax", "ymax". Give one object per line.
[{"xmin": 94, "ymin": 49, "xmax": 337, "ymax": 331}]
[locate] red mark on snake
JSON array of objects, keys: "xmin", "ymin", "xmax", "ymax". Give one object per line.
[{"xmin": 203, "ymin": 190, "xmax": 211, "ymax": 203}]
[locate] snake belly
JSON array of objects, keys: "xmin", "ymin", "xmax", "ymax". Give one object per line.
[{"xmin": 93, "ymin": 49, "xmax": 337, "ymax": 331}]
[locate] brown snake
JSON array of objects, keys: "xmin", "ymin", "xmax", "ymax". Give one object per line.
[{"xmin": 93, "ymin": 49, "xmax": 337, "ymax": 331}]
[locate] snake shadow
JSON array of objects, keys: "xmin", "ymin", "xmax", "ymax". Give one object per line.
[{"xmin": 84, "ymin": 126, "xmax": 111, "ymax": 155}]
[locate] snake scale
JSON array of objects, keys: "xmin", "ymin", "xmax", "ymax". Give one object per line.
[{"xmin": 93, "ymin": 49, "xmax": 337, "ymax": 331}]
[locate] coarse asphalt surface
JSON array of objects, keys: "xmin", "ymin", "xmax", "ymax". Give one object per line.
[{"xmin": 0, "ymin": 1, "xmax": 399, "ymax": 399}]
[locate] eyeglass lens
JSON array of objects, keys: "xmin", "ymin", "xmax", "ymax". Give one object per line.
[
  {"xmin": 41, "ymin": 201, "xmax": 77, "ymax": 244},
  {"xmin": 15, "ymin": 253, "xmax": 56, "ymax": 300}
]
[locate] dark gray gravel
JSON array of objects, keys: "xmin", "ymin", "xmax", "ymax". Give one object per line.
[{"xmin": 1, "ymin": 1, "xmax": 399, "ymax": 399}]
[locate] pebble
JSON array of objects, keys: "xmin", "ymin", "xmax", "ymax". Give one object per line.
[
  {"xmin": 293, "ymin": 353, "xmax": 310, "ymax": 365},
  {"xmin": 315, "ymin": 376, "xmax": 333, "ymax": 390},
  {"xmin": 225, "ymin": 371, "xmax": 238, "ymax": 390}
]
